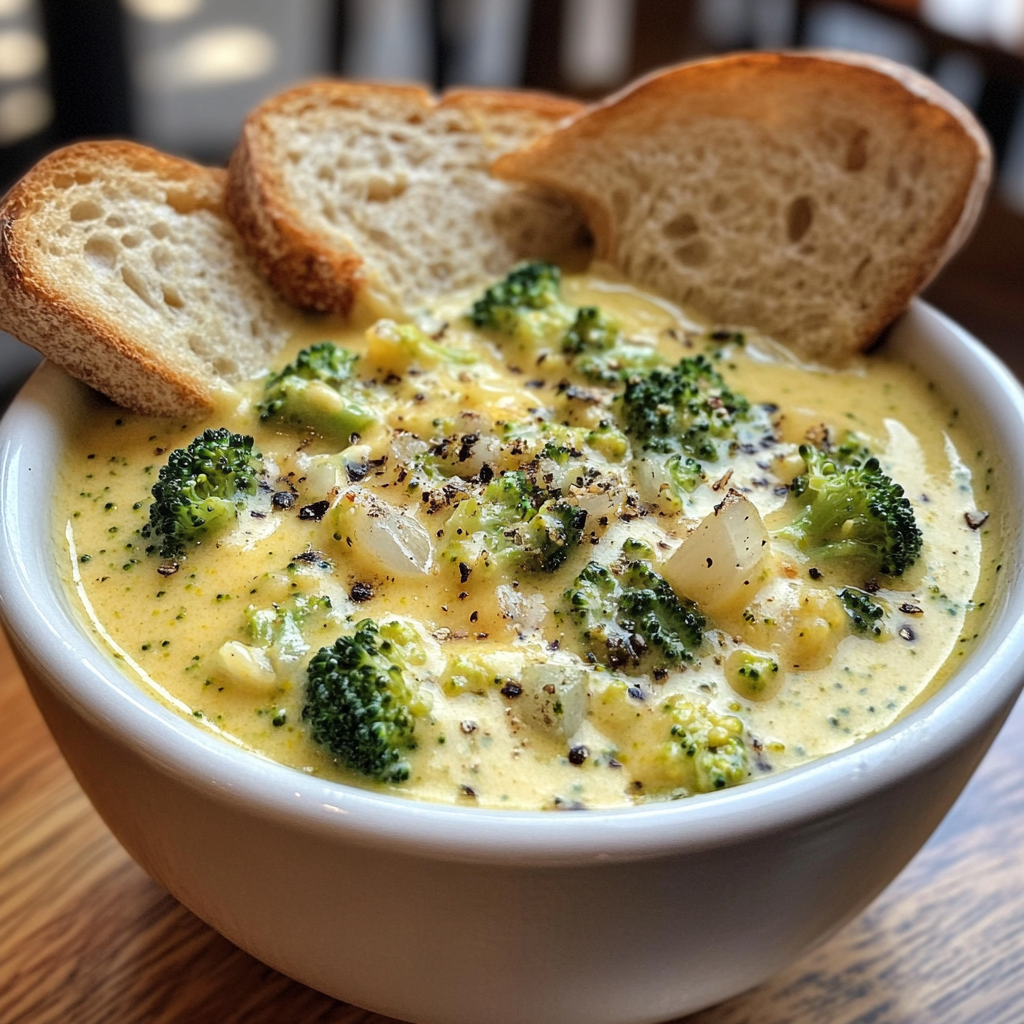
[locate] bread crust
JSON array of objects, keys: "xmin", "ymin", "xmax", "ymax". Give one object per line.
[
  {"xmin": 0, "ymin": 140, "xmax": 292, "ymax": 416},
  {"xmin": 0, "ymin": 142, "xmax": 217, "ymax": 415},
  {"xmin": 225, "ymin": 81, "xmax": 583, "ymax": 316},
  {"xmin": 493, "ymin": 51, "xmax": 992, "ymax": 361}
]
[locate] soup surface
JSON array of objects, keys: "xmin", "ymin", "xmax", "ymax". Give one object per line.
[{"xmin": 58, "ymin": 269, "xmax": 996, "ymax": 809}]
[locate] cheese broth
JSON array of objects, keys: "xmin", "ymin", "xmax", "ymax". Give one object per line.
[{"xmin": 57, "ymin": 274, "xmax": 996, "ymax": 809}]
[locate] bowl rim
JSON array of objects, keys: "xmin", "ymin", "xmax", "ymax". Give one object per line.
[{"xmin": 2, "ymin": 299, "xmax": 1023, "ymax": 867}]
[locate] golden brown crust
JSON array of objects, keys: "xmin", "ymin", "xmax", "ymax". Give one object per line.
[
  {"xmin": 225, "ymin": 81, "xmax": 584, "ymax": 316},
  {"xmin": 0, "ymin": 142, "xmax": 216, "ymax": 416},
  {"xmin": 439, "ymin": 87, "xmax": 583, "ymax": 122},
  {"xmin": 225, "ymin": 120, "xmax": 364, "ymax": 317},
  {"xmin": 493, "ymin": 52, "xmax": 991, "ymax": 360}
]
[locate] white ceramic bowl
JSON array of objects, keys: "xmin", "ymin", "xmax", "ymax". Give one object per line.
[{"xmin": 1, "ymin": 301, "xmax": 1023, "ymax": 1024}]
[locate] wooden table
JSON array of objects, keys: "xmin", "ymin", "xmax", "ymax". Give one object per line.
[{"xmin": 2, "ymin": 617, "xmax": 1024, "ymax": 1024}]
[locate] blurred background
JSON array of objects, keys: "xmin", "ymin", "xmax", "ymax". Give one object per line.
[{"xmin": 0, "ymin": 0, "xmax": 1023, "ymax": 403}]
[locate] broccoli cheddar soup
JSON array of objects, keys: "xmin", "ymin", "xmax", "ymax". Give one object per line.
[{"xmin": 59, "ymin": 267, "xmax": 997, "ymax": 810}]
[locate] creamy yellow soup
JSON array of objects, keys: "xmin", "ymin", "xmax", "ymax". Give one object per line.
[{"xmin": 57, "ymin": 271, "xmax": 996, "ymax": 809}]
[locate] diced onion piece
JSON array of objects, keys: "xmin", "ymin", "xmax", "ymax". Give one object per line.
[
  {"xmin": 633, "ymin": 457, "xmax": 672, "ymax": 506},
  {"xmin": 520, "ymin": 661, "xmax": 588, "ymax": 737},
  {"xmin": 299, "ymin": 452, "xmax": 345, "ymax": 496},
  {"xmin": 340, "ymin": 443, "xmax": 371, "ymax": 481},
  {"xmin": 454, "ymin": 434, "xmax": 501, "ymax": 480},
  {"xmin": 215, "ymin": 641, "xmax": 277, "ymax": 691},
  {"xmin": 496, "ymin": 584, "xmax": 548, "ymax": 631},
  {"xmin": 661, "ymin": 490, "xmax": 769, "ymax": 616},
  {"xmin": 337, "ymin": 489, "xmax": 433, "ymax": 576},
  {"xmin": 568, "ymin": 481, "xmax": 625, "ymax": 521},
  {"xmin": 298, "ymin": 443, "xmax": 371, "ymax": 497}
]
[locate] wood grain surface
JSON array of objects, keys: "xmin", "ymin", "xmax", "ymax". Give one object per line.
[{"xmin": 1, "ymin": 621, "xmax": 1023, "ymax": 1024}]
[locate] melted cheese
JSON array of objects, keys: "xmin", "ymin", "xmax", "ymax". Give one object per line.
[{"xmin": 56, "ymin": 272, "xmax": 996, "ymax": 809}]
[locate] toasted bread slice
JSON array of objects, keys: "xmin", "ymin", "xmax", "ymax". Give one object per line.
[
  {"xmin": 0, "ymin": 141, "xmax": 295, "ymax": 416},
  {"xmin": 493, "ymin": 51, "xmax": 991, "ymax": 362},
  {"xmin": 226, "ymin": 81, "xmax": 590, "ymax": 317}
]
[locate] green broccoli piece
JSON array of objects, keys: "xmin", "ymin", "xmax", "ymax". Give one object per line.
[
  {"xmin": 147, "ymin": 428, "xmax": 262, "ymax": 559},
  {"xmin": 248, "ymin": 593, "xmax": 333, "ymax": 662},
  {"xmin": 562, "ymin": 560, "xmax": 704, "ymax": 670},
  {"xmin": 485, "ymin": 469, "xmax": 534, "ymax": 519},
  {"xmin": 303, "ymin": 619, "xmax": 425, "ymax": 782},
  {"xmin": 445, "ymin": 470, "xmax": 586, "ymax": 574},
  {"xmin": 633, "ymin": 452, "xmax": 707, "ymax": 512},
  {"xmin": 562, "ymin": 306, "xmax": 666, "ymax": 384},
  {"xmin": 517, "ymin": 499, "xmax": 588, "ymax": 573},
  {"xmin": 540, "ymin": 439, "xmax": 574, "ymax": 466},
  {"xmin": 589, "ymin": 685, "xmax": 747, "ymax": 794},
  {"xmin": 666, "ymin": 453, "xmax": 706, "ymax": 496},
  {"xmin": 258, "ymin": 342, "xmax": 376, "ymax": 440},
  {"xmin": 618, "ymin": 355, "xmax": 752, "ymax": 459},
  {"xmin": 726, "ymin": 651, "xmax": 780, "ymax": 700},
  {"xmin": 440, "ymin": 650, "xmax": 522, "ymax": 697},
  {"xmin": 839, "ymin": 588, "xmax": 886, "ymax": 637},
  {"xmin": 621, "ymin": 537, "xmax": 655, "ymax": 561},
  {"xmin": 665, "ymin": 698, "xmax": 748, "ymax": 792},
  {"xmin": 562, "ymin": 306, "xmax": 618, "ymax": 355},
  {"xmin": 467, "ymin": 262, "xmax": 573, "ymax": 344},
  {"xmin": 585, "ymin": 420, "xmax": 630, "ymax": 462},
  {"xmin": 778, "ymin": 444, "xmax": 922, "ymax": 576},
  {"xmin": 828, "ymin": 431, "xmax": 873, "ymax": 468}
]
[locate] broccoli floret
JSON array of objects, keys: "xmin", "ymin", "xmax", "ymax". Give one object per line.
[
  {"xmin": 778, "ymin": 444, "xmax": 922, "ymax": 576},
  {"xmin": 486, "ymin": 468, "xmax": 534, "ymax": 518},
  {"xmin": 147, "ymin": 428, "xmax": 263, "ymax": 559},
  {"xmin": 445, "ymin": 470, "xmax": 586, "ymax": 574},
  {"xmin": 467, "ymin": 262, "xmax": 573, "ymax": 344},
  {"xmin": 839, "ymin": 587, "xmax": 886, "ymax": 637},
  {"xmin": 619, "ymin": 355, "xmax": 752, "ymax": 459},
  {"xmin": 563, "ymin": 306, "xmax": 666, "ymax": 384},
  {"xmin": 248, "ymin": 592, "xmax": 333, "ymax": 662},
  {"xmin": 440, "ymin": 649, "xmax": 524, "ymax": 697},
  {"xmin": 585, "ymin": 420, "xmax": 629, "ymax": 462},
  {"xmin": 589, "ymin": 685, "xmax": 747, "ymax": 794},
  {"xmin": 303, "ymin": 619, "xmax": 425, "ymax": 782},
  {"xmin": 258, "ymin": 342, "xmax": 376, "ymax": 440},
  {"xmin": 562, "ymin": 560, "xmax": 704, "ymax": 670},
  {"xmin": 621, "ymin": 537, "xmax": 655, "ymax": 560},
  {"xmin": 517, "ymin": 499, "xmax": 588, "ymax": 573},
  {"xmin": 830, "ymin": 432, "xmax": 872, "ymax": 467},
  {"xmin": 666, "ymin": 453, "xmax": 706, "ymax": 496},
  {"xmin": 562, "ymin": 306, "xmax": 618, "ymax": 355},
  {"xmin": 725, "ymin": 651, "xmax": 780, "ymax": 700},
  {"xmin": 540, "ymin": 439, "xmax": 573, "ymax": 466},
  {"xmin": 664, "ymin": 698, "xmax": 747, "ymax": 792}
]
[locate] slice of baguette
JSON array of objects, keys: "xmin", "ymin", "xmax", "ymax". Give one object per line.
[
  {"xmin": 493, "ymin": 51, "xmax": 992, "ymax": 362},
  {"xmin": 0, "ymin": 141, "xmax": 295, "ymax": 416},
  {"xmin": 226, "ymin": 81, "xmax": 591, "ymax": 317}
]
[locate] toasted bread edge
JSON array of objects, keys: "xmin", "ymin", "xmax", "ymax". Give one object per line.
[{"xmin": 0, "ymin": 142, "xmax": 215, "ymax": 416}]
